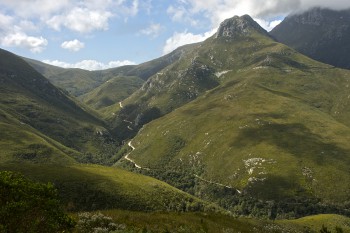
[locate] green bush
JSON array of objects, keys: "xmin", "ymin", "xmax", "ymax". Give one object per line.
[
  {"xmin": 76, "ymin": 212, "xmax": 125, "ymax": 233},
  {"xmin": 0, "ymin": 171, "xmax": 75, "ymax": 233}
]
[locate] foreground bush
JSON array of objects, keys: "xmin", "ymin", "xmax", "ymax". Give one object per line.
[
  {"xmin": 76, "ymin": 212, "xmax": 125, "ymax": 233},
  {"xmin": 0, "ymin": 171, "xmax": 75, "ymax": 233}
]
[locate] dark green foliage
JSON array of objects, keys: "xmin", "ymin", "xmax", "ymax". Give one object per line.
[
  {"xmin": 134, "ymin": 107, "xmax": 162, "ymax": 127},
  {"xmin": 320, "ymin": 225, "xmax": 331, "ymax": 233},
  {"xmin": 76, "ymin": 212, "xmax": 125, "ymax": 233},
  {"xmin": 0, "ymin": 171, "xmax": 75, "ymax": 233},
  {"xmin": 335, "ymin": 226, "xmax": 344, "ymax": 233}
]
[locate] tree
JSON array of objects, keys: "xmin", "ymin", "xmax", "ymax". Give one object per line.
[{"xmin": 0, "ymin": 171, "xmax": 75, "ymax": 233}]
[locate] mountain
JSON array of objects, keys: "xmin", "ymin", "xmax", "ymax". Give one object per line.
[
  {"xmin": 79, "ymin": 76, "xmax": 144, "ymax": 110},
  {"xmin": 270, "ymin": 8, "xmax": 350, "ymax": 69},
  {"xmin": 109, "ymin": 15, "xmax": 276, "ymax": 139},
  {"xmin": 24, "ymin": 57, "xmax": 136, "ymax": 96},
  {"xmin": 24, "ymin": 44, "xmax": 194, "ymax": 99},
  {"xmin": 0, "ymin": 48, "xmax": 117, "ymax": 165},
  {"xmin": 117, "ymin": 15, "xmax": 350, "ymax": 218},
  {"xmin": 1, "ymin": 48, "xmax": 218, "ymax": 214}
]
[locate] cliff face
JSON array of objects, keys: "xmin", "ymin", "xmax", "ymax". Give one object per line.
[{"xmin": 271, "ymin": 8, "xmax": 350, "ymax": 69}]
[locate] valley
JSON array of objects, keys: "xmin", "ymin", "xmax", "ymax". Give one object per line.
[{"xmin": 1, "ymin": 9, "xmax": 350, "ymax": 233}]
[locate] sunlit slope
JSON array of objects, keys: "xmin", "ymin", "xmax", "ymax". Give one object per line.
[
  {"xmin": 77, "ymin": 211, "xmax": 350, "ymax": 233},
  {"xmin": 23, "ymin": 57, "xmax": 136, "ymax": 96},
  {"xmin": 0, "ymin": 48, "xmax": 117, "ymax": 163},
  {"xmin": 0, "ymin": 162, "xmax": 214, "ymax": 212},
  {"xmin": 0, "ymin": 108, "xmax": 78, "ymax": 165},
  {"xmin": 80, "ymin": 76, "xmax": 144, "ymax": 110},
  {"xmin": 120, "ymin": 16, "xmax": 350, "ymax": 214},
  {"xmin": 111, "ymin": 15, "xmax": 335, "ymax": 140}
]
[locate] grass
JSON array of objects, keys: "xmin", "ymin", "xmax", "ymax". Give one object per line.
[
  {"xmin": 0, "ymin": 48, "xmax": 120, "ymax": 164},
  {"xmin": 24, "ymin": 57, "xmax": 136, "ymax": 96},
  {"xmin": 71, "ymin": 210, "xmax": 350, "ymax": 233},
  {"xmin": 0, "ymin": 162, "xmax": 215, "ymax": 213},
  {"xmin": 279, "ymin": 214, "xmax": 350, "ymax": 232},
  {"xmin": 80, "ymin": 76, "xmax": 144, "ymax": 111}
]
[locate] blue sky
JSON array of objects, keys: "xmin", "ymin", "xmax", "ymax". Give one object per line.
[{"xmin": 1, "ymin": 0, "xmax": 349, "ymax": 70}]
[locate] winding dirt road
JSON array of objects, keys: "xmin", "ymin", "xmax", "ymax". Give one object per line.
[{"xmin": 124, "ymin": 141, "xmax": 149, "ymax": 170}]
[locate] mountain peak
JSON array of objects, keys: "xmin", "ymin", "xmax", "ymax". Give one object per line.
[{"xmin": 216, "ymin": 15, "xmax": 269, "ymax": 39}]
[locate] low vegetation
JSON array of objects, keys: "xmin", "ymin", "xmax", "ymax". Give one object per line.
[{"xmin": 0, "ymin": 171, "xmax": 75, "ymax": 233}]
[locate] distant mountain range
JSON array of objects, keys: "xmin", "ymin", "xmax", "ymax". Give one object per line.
[
  {"xmin": 1, "ymin": 9, "xmax": 350, "ymax": 226},
  {"xmin": 271, "ymin": 8, "xmax": 350, "ymax": 69}
]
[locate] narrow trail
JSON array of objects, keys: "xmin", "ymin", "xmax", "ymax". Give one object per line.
[
  {"xmin": 124, "ymin": 141, "xmax": 149, "ymax": 170},
  {"xmin": 119, "ymin": 101, "xmax": 134, "ymax": 131},
  {"xmin": 124, "ymin": 141, "xmax": 240, "ymax": 192},
  {"xmin": 194, "ymin": 174, "xmax": 241, "ymax": 194}
]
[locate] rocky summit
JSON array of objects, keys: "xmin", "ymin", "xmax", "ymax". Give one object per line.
[{"xmin": 216, "ymin": 15, "xmax": 270, "ymax": 39}]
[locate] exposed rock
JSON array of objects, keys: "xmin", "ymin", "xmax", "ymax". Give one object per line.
[{"xmin": 216, "ymin": 15, "xmax": 270, "ymax": 39}]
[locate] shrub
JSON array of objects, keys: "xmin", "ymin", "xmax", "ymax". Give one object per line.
[
  {"xmin": 76, "ymin": 212, "xmax": 125, "ymax": 233},
  {"xmin": 0, "ymin": 171, "xmax": 75, "ymax": 233}
]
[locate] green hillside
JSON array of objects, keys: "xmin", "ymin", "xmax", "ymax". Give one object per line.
[
  {"xmin": 117, "ymin": 15, "xmax": 350, "ymax": 218},
  {"xmin": 80, "ymin": 76, "xmax": 144, "ymax": 110},
  {"xmin": 109, "ymin": 15, "xmax": 277, "ymax": 141},
  {"xmin": 0, "ymin": 162, "xmax": 212, "ymax": 212},
  {"xmin": 0, "ymin": 48, "xmax": 118, "ymax": 164},
  {"xmin": 23, "ymin": 57, "xmax": 136, "ymax": 96},
  {"xmin": 0, "ymin": 108, "xmax": 78, "ymax": 165},
  {"xmin": 74, "ymin": 211, "xmax": 350, "ymax": 233},
  {"xmin": 24, "ymin": 44, "xmax": 194, "ymax": 99}
]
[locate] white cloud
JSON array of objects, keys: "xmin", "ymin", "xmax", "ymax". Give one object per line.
[
  {"xmin": 1, "ymin": 32, "xmax": 48, "ymax": 53},
  {"xmin": 42, "ymin": 59, "xmax": 136, "ymax": 71},
  {"xmin": 127, "ymin": 0, "xmax": 139, "ymax": 17},
  {"xmin": 0, "ymin": 0, "xmax": 70, "ymax": 18},
  {"xmin": 0, "ymin": 0, "xmax": 141, "ymax": 34},
  {"xmin": 140, "ymin": 23, "xmax": 162, "ymax": 38},
  {"xmin": 162, "ymin": 29, "xmax": 216, "ymax": 54},
  {"xmin": 168, "ymin": 0, "xmax": 350, "ymax": 31},
  {"xmin": 47, "ymin": 7, "xmax": 113, "ymax": 33},
  {"xmin": 167, "ymin": 5, "xmax": 199, "ymax": 26},
  {"xmin": 254, "ymin": 19, "xmax": 282, "ymax": 31},
  {"xmin": 0, "ymin": 12, "xmax": 47, "ymax": 53},
  {"xmin": 0, "ymin": 13, "xmax": 14, "ymax": 32},
  {"xmin": 61, "ymin": 39, "xmax": 85, "ymax": 52}
]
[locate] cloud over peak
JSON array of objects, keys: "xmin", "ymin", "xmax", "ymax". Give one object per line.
[{"xmin": 61, "ymin": 39, "xmax": 85, "ymax": 52}]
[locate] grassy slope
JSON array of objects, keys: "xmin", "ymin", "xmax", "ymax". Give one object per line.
[
  {"xmin": 75, "ymin": 210, "xmax": 350, "ymax": 233},
  {"xmin": 0, "ymin": 162, "xmax": 213, "ymax": 212},
  {"xmin": 23, "ymin": 57, "xmax": 136, "ymax": 96},
  {"xmin": 118, "ymin": 17, "xmax": 350, "ymax": 211},
  {"xmin": 0, "ymin": 108, "xmax": 78, "ymax": 165},
  {"xmin": 0, "ymin": 48, "xmax": 118, "ymax": 164},
  {"xmin": 80, "ymin": 76, "xmax": 144, "ymax": 110},
  {"xmin": 24, "ymin": 44, "xmax": 193, "ymax": 99}
]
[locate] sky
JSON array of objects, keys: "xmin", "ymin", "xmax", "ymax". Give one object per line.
[{"xmin": 1, "ymin": 0, "xmax": 349, "ymax": 71}]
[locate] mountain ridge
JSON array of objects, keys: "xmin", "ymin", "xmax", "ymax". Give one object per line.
[
  {"xmin": 270, "ymin": 7, "xmax": 350, "ymax": 69},
  {"xmin": 115, "ymin": 15, "xmax": 350, "ymax": 218}
]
